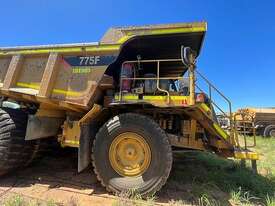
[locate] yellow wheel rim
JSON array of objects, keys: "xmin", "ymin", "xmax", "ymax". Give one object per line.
[{"xmin": 109, "ymin": 132, "xmax": 151, "ymax": 177}]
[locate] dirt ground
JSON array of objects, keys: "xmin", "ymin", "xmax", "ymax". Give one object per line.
[
  {"xmin": 0, "ymin": 149, "xmax": 117, "ymax": 206},
  {"xmin": 0, "ymin": 144, "xmax": 271, "ymax": 206},
  {"xmin": 0, "ymin": 149, "xmax": 188, "ymax": 206}
]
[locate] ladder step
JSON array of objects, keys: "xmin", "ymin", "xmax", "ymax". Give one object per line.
[{"xmin": 234, "ymin": 149, "xmax": 259, "ymax": 160}]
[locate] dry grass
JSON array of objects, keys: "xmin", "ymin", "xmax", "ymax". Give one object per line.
[
  {"xmin": 112, "ymin": 191, "xmax": 155, "ymax": 206},
  {"xmin": 2, "ymin": 194, "xmax": 80, "ymax": 206}
]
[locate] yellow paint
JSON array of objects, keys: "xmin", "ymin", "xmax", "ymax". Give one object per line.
[
  {"xmin": 142, "ymin": 95, "xmax": 189, "ymax": 107},
  {"xmin": 200, "ymin": 103, "xmax": 211, "ymax": 113},
  {"xmin": 64, "ymin": 140, "xmax": 79, "ymax": 144},
  {"xmin": 143, "ymin": 95, "xmax": 188, "ymax": 101},
  {"xmin": 53, "ymin": 88, "xmax": 82, "ymax": 97},
  {"xmin": 198, "ymin": 104, "xmax": 244, "ymax": 146},
  {"xmin": 17, "ymin": 82, "xmax": 40, "ymax": 89},
  {"xmin": 78, "ymin": 104, "xmax": 102, "ymax": 126},
  {"xmin": 109, "ymin": 132, "xmax": 151, "ymax": 177},
  {"xmin": 114, "ymin": 95, "xmax": 189, "ymax": 105},
  {"xmin": 115, "ymin": 94, "xmax": 139, "ymax": 100},
  {"xmin": 116, "ymin": 36, "xmax": 132, "ymax": 44},
  {"xmin": 16, "ymin": 82, "xmax": 82, "ymax": 97},
  {"xmin": 114, "ymin": 95, "xmax": 189, "ymax": 107},
  {"xmin": 117, "ymin": 26, "xmax": 207, "ymax": 44},
  {"xmin": 63, "ymin": 140, "xmax": 80, "ymax": 148},
  {"xmin": 72, "ymin": 67, "xmax": 92, "ymax": 74},
  {"xmin": 234, "ymin": 151, "xmax": 259, "ymax": 160},
  {"xmin": 213, "ymin": 123, "xmax": 228, "ymax": 139},
  {"xmin": 0, "ymin": 44, "xmax": 120, "ymax": 56},
  {"xmin": 141, "ymin": 26, "xmax": 206, "ymax": 35}
]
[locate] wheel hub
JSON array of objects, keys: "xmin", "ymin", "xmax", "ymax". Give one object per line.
[
  {"xmin": 109, "ymin": 132, "xmax": 151, "ymax": 177},
  {"xmin": 270, "ymin": 129, "xmax": 275, "ymax": 137}
]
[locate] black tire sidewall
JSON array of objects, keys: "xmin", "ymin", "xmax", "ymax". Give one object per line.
[
  {"xmin": 93, "ymin": 113, "xmax": 172, "ymax": 195},
  {"xmin": 264, "ymin": 125, "xmax": 275, "ymax": 137},
  {"xmin": 0, "ymin": 108, "xmax": 37, "ymax": 174}
]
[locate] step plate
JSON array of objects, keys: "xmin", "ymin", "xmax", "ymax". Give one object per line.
[{"xmin": 234, "ymin": 149, "xmax": 259, "ymax": 160}]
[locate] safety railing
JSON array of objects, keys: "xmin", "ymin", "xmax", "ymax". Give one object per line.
[
  {"xmin": 194, "ymin": 70, "xmax": 240, "ymax": 146},
  {"xmin": 233, "ymin": 112, "xmax": 256, "ymax": 149},
  {"xmin": 195, "ymin": 70, "xmax": 257, "ymax": 148},
  {"xmin": 118, "ymin": 59, "xmax": 184, "ymax": 103}
]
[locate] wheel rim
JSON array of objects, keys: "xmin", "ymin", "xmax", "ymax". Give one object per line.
[
  {"xmin": 270, "ymin": 130, "xmax": 275, "ymax": 137},
  {"xmin": 109, "ymin": 132, "xmax": 151, "ymax": 177}
]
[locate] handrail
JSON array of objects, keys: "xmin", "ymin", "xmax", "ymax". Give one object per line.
[
  {"xmin": 196, "ymin": 84, "xmax": 230, "ymax": 119},
  {"xmin": 195, "ymin": 71, "xmax": 232, "ymax": 119},
  {"xmin": 195, "ymin": 70, "xmax": 235, "ymax": 144},
  {"xmin": 195, "ymin": 70, "xmax": 256, "ymax": 148},
  {"xmin": 119, "ymin": 59, "xmax": 186, "ymax": 102},
  {"xmin": 196, "ymin": 70, "xmax": 232, "ymax": 106}
]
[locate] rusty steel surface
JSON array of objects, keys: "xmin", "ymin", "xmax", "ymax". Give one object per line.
[
  {"xmin": 101, "ymin": 22, "xmax": 207, "ymax": 44},
  {"xmin": 0, "ymin": 54, "xmax": 115, "ymax": 111}
]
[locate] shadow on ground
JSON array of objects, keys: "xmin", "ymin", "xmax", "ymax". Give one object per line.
[{"xmin": 0, "ymin": 149, "xmax": 274, "ymax": 205}]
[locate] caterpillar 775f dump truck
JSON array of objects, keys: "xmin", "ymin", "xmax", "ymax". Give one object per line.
[{"xmin": 0, "ymin": 22, "xmax": 258, "ymax": 195}]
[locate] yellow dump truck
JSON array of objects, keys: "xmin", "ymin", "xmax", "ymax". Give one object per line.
[
  {"xmin": 0, "ymin": 22, "xmax": 258, "ymax": 195},
  {"xmin": 235, "ymin": 108, "xmax": 275, "ymax": 137}
]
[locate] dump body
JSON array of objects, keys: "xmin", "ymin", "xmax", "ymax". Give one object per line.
[
  {"xmin": 0, "ymin": 22, "xmax": 206, "ymax": 113},
  {"xmin": 0, "ymin": 45, "xmax": 119, "ymax": 112}
]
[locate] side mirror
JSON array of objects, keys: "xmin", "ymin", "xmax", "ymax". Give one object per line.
[{"xmin": 181, "ymin": 46, "xmax": 197, "ymax": 67}]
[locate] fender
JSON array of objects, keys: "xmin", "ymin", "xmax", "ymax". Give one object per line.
[{"xmin": 78, "ymin": 122, "xmax": 99, "ymax": 172}]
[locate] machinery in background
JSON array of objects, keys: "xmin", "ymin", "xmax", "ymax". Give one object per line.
[
  {"xmin": 217, "ymin": 108, "xmax": 275, "ymax": 138},
  {"xmin": 236, "ymin": 108, "xmax": 275, "ymax": 137}
]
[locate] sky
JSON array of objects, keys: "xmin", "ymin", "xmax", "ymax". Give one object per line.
[{"xmin": 0, "ymin": 0, "xmax": 274, "ymax": 110}]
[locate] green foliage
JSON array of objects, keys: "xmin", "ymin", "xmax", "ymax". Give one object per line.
[
  {"xmin": 173, "ymin": 151, "xmax": 275, "ymax": 197},
  {"xmin": 45, "ymin": 199, "xmax": 57, "ymax": 206},
  {"xmin": 3, "ymin": 195, "xmax": 58, "ymax": 206},
  {"xmin": 230, "ymin": 188, "xmax": 259, "ymax": 206},
  {"xmin": 169, "ymin": 136, "xmax": 275, "ymax": 205},
  {"xmin": 3, "ymin": 195, "xmax": 27, "ymax": 206},
  {"xmin": 266, "ymin": 195, "xmax": 275, "ymax": 206},
  {"xmin": 198, "ymin": 194, "xmax": 221, "ymax": 206}
]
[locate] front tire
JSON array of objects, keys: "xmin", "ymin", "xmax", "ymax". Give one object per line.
[{"xmin": 92, "ymin": 113, "xmax": 172, "ymax": 196}]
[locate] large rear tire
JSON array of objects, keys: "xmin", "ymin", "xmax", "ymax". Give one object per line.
[
  {"xmin": 92, "ymin": 113, "xmax": 172, "ymax": 196},
  {"xmin": 0, "ymin": 108, "xmax": 39, "ymax": 175}
]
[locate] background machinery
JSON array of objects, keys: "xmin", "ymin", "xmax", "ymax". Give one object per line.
[
  {"xmin": 0, "ymin": 22, "xmax": 258, "ymax": 196},
  {"xmin": 234, "ymin": 108, "xmax": 275, "ymax": 137}
]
